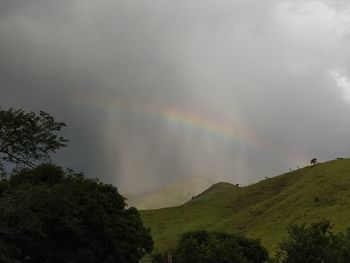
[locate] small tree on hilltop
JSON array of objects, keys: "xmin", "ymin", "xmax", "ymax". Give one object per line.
[{"xmin": 310, "ymin": 158, "xmax": 318, "ymax": 165}]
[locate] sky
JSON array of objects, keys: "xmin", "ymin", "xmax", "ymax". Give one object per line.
[{"xmin": 1, "ymin": 0, "xmax": 350, "ymax": 194}]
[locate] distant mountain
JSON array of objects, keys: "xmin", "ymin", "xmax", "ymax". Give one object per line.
[
  {"xmin": 141, "ymin": 159, "xmax": 350, "ymax": 254},
  {"xmin": 125, "ymin": 176, "xmax": 216, "ymax": 210}
]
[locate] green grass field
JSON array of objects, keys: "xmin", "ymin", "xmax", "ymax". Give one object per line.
[{"xmin": 141, "ymin": 159, "xmax": 350, "ymax": 255}]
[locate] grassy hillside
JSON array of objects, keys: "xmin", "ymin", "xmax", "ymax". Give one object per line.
[
  {"xmin": 125, "ymin": 176, "xmax": 216, "ymax": 210},
  {"xmin": 141, "ymin": 159, "xmax": 350, "ymax": 254}
]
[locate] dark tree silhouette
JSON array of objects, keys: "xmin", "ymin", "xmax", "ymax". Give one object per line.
[
  {"xmin": 0, "ymin": 108, "xmax": 67, "ymax": 172},
  {"xmin": 0, "ymin": 164, "xmax": 153, "ymax": 263},
  {"xmin": 310, "ymin": 158, "xmax": 317, "ymax": 165}
]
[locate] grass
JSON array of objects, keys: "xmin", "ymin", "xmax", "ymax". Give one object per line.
[{"xmin": 141, "ymin": 159, "xmax": 350, "ymax": 255}]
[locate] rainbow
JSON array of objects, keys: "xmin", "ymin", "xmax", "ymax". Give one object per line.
[
  {"xmin": 75, "ymin": 94, "xmax": 300, "ymax": 167},
  {"xmin": 157, "ymin": 108, "xmax": 255, "ymax": 144},
  {"xmin": 77, "ymin": 95, "xmax": 258, "ymax": 145}
]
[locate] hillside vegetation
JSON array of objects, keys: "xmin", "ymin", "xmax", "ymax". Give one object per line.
[
  {"xmin": 126, "ymin": 176, "xmax": 216, "ymax": 210},
  {"xmin": 141, "ymin": 159, "xmax": 350, "ymax": 254}
]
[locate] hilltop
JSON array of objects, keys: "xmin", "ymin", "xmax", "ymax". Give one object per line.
[
  {"xmin": 141, "ymin": 159, "xmax": 350, "ymax": 254},
  {"xmin": 125, "ymin": 176, "xmax": 216, "ymax": 210}
]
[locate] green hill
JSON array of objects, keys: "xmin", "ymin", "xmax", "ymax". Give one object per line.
[
  {"xmin": 141, "ymin": 158, "xmax": 350, "ymax": 254},
  {"xmin": 125, "ymin": 176, "xmax": 216, "ymax": 210}
]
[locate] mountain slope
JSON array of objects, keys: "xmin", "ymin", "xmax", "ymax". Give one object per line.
[
  {"xmin": 141, "ymin": 159, "xmax": 350, "ymax": 254},
  {"xmin": 125, "ymin": 176, "xmax": 216, "ymax": 210}
]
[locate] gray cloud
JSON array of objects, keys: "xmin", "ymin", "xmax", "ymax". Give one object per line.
[{"xmin": 1, "ymin": 0, "xmax": 350, "ymax": 193}]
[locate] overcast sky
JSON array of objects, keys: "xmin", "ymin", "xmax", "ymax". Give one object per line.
[{"xmin": 1, "ymin": 0, "xmax": 350, "ymax": 193}]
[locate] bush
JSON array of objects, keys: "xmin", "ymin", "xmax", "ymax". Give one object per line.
[
  {"xmin": 274, "ymin": 220, "xmax": 350, "ymax": 263},
  {"xmin": 173, "ymin": 230, "xmax": 268, "ymax": 263}
]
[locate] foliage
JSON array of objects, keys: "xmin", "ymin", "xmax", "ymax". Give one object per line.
[
  {"xmin": 0, "ymin": 164, "xmax": 153, "ymax": 263},
  {"xmin": 273, "ymin": 220, "xmax": 350, "ymax": 263},
  {"xmin": 152, "ymin": 252, "xmax": 168, "ymax": 263},
  {"xmin": 171, "ymin": 230, "xmax": 268, "ymax": 263},
  {"xmin": 310, "ymin": 158, "xmax": 318, "ymax": 165},
  {"xmin": 0, "ymin": 108, "xmax": 67, "ymax": 172}
]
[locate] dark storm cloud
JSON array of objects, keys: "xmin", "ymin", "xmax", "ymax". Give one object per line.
[{"xmin": 1, "ymin": 0, "xmax": 350, "ymax": 193}]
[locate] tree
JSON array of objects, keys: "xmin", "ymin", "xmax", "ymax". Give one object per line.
[
  {"xmin": 0, "ymin": 107, "xmax": 153, "ymax": 262},
  {"xmin": 168, "ymin": 230, "xmax": 268, "ymax": 263},
  {"xmin": 310, "ymin": 158, "xmax": 318, "ymax": 165},
  {"xmin": 274, "ymin": 220, "xmax": 350, "ymax": 263},
  {"xmin": 0, "ymin": 164, "xmax": 153, "ymax": 263},
  {"xmin": 0, "ymin": 108, "xmax": 67, "ymax": 173}
]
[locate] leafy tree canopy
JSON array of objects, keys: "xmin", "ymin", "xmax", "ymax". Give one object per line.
[
  {"xmin": 0, "ymin": 108, "xmax": 67, "ymax": 173},
  {"xmin": 274, "ymin": 220, "xmax": 350, "ymax": 263},
  {"xmin": 0, "ymin": 164, "xmax": 153, "ymax": 263},
  {"xmin": 155, "ymin": 230, "xmax": 268, "ymax": 263}
]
